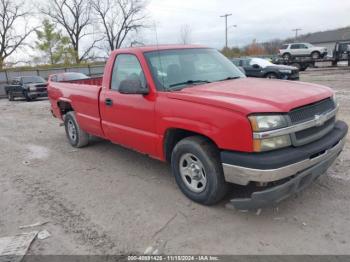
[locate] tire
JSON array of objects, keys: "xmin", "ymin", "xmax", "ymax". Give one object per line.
[
  {"xmin": 311, "ymin": 51, "xmax": 320, "ymax": 59},
  {"xmin": 24, "ymin": 91, "xmax": 32, "ymax": 102},
  {"xmin": 171, "ymin": 136, "xmax": 229, "ymax": 205},
  {"xmin": 7, "ymin": 92, "xmax": 14, "ymax": 101},
  {"xmin": 282, "ymin": 53, "xmax": 291, "ymax": 60},
  {"xmin": 265, "ymin": 72, "xmax": 278, "ymax": 79},
  {"xmin": 64, "ymin": 111, "xmax": 89, "ymax": 148}
]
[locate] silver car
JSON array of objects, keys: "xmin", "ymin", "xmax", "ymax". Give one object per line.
[{"xmin": 279, "ymin": 43, "xmax": 327, "ymax": 60}]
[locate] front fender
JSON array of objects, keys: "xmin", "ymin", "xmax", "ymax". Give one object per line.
[{"xmin": 156, "ymin": 96, "xmax": 254, "ymax": 155}]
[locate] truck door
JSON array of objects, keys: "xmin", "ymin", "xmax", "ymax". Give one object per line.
[
  {"xmin": 245, "ymin": 59, "xmax": 261, "ymax": 77},
  {"xmin": 299, "ymin": 44, "xmax": 310, "ymax": 56},
  {"xmin": 99, "ymin": 54, "xmax": 158, "ymax": 156}
]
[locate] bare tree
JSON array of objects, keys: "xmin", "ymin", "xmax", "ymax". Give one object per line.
[
  {"xmin": 179, "ymin": 24, "xmax": 191, "ymax": 45},
  {"xmin": 91, "ymin": 0, "xmax": 147, "ymax": 51},
  {"xmin": 0, "ymin": 0, "xmax": 34, "ymax": 69},
  {"xmin": 41, "ymin": 0, "xmax": 99, "ymax": 63}
]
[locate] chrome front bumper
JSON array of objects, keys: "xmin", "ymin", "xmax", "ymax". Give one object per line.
[
  {"xmin": 28, "ymin": 91, "xmax": 48, "ymax": 96},
  {"xmin": 222, "ymin": 137, "xmax": 345, "ymax": 186}
]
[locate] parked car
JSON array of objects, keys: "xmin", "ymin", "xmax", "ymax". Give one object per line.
[
  {"xmin": 48, "ymin": 45, "xmax": 347, "ymax": 209},
  {"xmin": 274, "ymin": 41, "xmax": 350, "ymax": 70},
  {"xmin": 5, "ymin": 76, "xmax": 48, "ymax": 101},
  {"xmin": 49, "ymin": 72, "xmax": 91, "ymax": 82},
  {"xmin": 279, "ymin": 43, "xmax": 328, "ymax": 60},
  {"xmin": 231, "ymin": 57, "xmax": 299, "ymax": 80}
]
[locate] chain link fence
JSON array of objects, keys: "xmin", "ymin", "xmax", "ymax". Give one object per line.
[{"xmin": 0, "ymin": 64, "xmax": 105, "ymax": 98}]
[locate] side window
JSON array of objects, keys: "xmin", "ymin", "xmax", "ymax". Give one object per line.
[
  {"xmin": 242, "ymin": 59, "xmax": 251, "ymax": 67},
  {"xmin": 111, "ymin": 54, "xmax": 146, "ymax": 91},
  {"xmin": 291, "ymin": 44, "xmax": 300, "ymax": 49},
  {"xmin": 300, "ymin": 44, "xmax": 308, "ymax": 49}
]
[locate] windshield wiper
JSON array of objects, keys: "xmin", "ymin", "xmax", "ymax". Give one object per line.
[
  {"xmin": 218, "ymin": 76, "xmax": 241, "ymax": 82},
  {"xmin": 169, "ymin": 80, "xmax": 211, "ymax": 88}
]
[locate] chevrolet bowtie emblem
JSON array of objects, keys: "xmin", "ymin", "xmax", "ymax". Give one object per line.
[{"xmin": 315, "ymin": 114, "xmax": 327, "ymax": 126}]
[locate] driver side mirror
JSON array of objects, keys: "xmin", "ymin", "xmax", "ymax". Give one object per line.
[
  {"xmin": 119, "ymin": 79, "xmax": 149, "ymax": 95},
  {"xmin": 252, "ymin": 64, "xmax": 260, "ymax": 69}
]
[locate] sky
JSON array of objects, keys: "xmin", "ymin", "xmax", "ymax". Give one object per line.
[
  {"xmin": 6, "ymin": 0, "xmax": 350, "ymax": 64},
  {"xmin": 142, "ymin": 0, "xmax": 350, "ymax": 48}
]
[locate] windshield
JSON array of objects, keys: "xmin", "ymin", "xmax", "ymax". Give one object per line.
[
  {"xmin": 249, "ymin": 58, "xmax": 274, "ymax": 68},
  {"xmin": 144, "ymin": 48, "xmax": 245, "ymax": 91},
  {"xmin": 22, "ymin": 76, "xmax": 46, "ymax": 84}
]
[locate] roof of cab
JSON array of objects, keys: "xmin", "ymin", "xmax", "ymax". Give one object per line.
[{"xmin": 114, "ymin": 44, "xmax": 209, "ymax": 53}]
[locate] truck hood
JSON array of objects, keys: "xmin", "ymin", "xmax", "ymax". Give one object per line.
[{"xmin": 166, "ymin": 78, "xmax": 333, "ymax": 115}]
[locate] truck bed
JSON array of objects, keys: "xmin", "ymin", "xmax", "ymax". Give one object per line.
[{"xmin": 48, "ymin": 78, "xmax": 104, "ymax": 137}]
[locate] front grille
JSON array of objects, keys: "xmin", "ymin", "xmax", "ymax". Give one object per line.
[
  {"xmin": 289, "ymin": 98, "xmax": 335, "ymax": 124},
  {"xmin": 289, "ymin": 98, "xmax": 336, "ymax": 146},
  {"xmin": 295, "ymin": 117, "xmax": 335, "ymax": 140}
]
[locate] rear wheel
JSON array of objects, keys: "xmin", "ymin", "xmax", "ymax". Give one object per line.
[
  {"xmin": 171, "ymin": 136, "xmax": 229, "ymax": 205},
  {"xmin": 64, "ymin": 111, "xmax": 89, "ymax": 148}
]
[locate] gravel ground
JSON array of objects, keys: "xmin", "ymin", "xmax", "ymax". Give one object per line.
[{"xmin": 0, "ymin": 68, "xmax": 349, "ymax": 255}]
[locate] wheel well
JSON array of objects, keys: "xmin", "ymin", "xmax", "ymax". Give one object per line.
[
  {"xmin": 163, "ymin": 128, "xmax": 217, "ymax": 162},
  {"xmin": 57, "ymin": 101, "xmax": 74, "ymax": 116},
  {"xmin": 265, "ymin": 72, "xmax": 278, "ymax": 77}
]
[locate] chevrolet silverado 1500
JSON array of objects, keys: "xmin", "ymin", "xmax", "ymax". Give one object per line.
[
  {"xmin": 6, "ymin": 76, "xmax": 48, "ymax": 101},
  {"xmin": 48, "ymin": 45, "xmax": 348, "ymax": 209}
]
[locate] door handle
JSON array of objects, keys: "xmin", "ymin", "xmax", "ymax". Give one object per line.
[{"xmin": 105, "ymin": 98, "xmax": 113, "ymax": 107}]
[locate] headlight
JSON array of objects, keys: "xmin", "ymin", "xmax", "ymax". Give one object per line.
[
  {"xmin": 249, "ymin": 114, "xmax": 290, "ymax": 152},
  {"xmin": 29, "ymin": 86, "xmax": 37, "ymax": 91},
  {"xmin": 253, "ymin": 135, "xmax": 291, "ymax": 152},
  {"xmin": 279, "ymin": 69, "xmax": 292, "ymax": 74},
  {"xmin": 331, "ymin": 93, "xmax": 338, "ymax": 106},
  {"xmin": 249, "ymin": 115, "xmax": 288, "ymax": 132}
]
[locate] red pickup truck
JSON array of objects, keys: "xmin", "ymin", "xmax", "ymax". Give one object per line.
[{"xmin": 48, "ymin": 45, "xmax": 348, "ymax": 209}]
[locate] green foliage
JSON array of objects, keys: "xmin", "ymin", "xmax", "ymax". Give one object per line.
[{"xmin": 35, "ymin": 20, "xmax": 76, "ymax": 65}]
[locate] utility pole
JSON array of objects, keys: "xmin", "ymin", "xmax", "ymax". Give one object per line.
[
  {"xmin": 220, "ymin": 13, "xmax": 232, "ymax": 48},
  {"xmin": 292, "ymin": 28, "xmax": 302, "ymax": 40}
]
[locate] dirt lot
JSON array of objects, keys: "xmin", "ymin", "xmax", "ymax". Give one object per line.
[{"xmin": 0, "ymin": 68, "xmax": 350, "ymax": 255}]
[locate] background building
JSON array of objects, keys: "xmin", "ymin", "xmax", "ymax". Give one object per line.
[{"xmin": 298, "ymin": 27, "xmax": 350, "ymax": 56}]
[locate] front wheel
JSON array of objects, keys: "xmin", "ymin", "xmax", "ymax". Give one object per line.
[
  {"xmin": 282, "ymin": 53, "xmax": 291, "ymax": 60},
  {"xmin": 171, "ymin": 136, "xmax": 229, "ymax": 205},
  {"xmin": 64, "ymin": 111, "xmax": 89, "ymax": 148},
  {"xmin": 7, "ymin": 92, "xmax": 14, "ymax": 101},
  {"xmin": 24, "ymin": 92, "xmax": 32, "ymax": 102},
  {"xmin": 311, "ymin": 51, "xmax": 320, "ymax": 59},
  {"xmin": 265, "ymin": 72, "xmax": 278, "ymax": 79}
]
